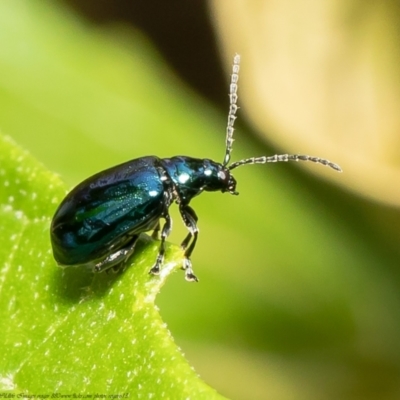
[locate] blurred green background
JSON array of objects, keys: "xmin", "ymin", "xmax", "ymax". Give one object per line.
[{"xmin": 1, "ymin": 0, "xmax": 400, "ymax": 399}]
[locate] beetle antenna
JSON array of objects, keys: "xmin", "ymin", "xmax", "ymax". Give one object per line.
[
  {"xmin": 223, "ymin": 54, "xmax": 241, "ymax": 167},
  {"xmin": 229, "ymin": 154, "xmax": 342, "ymax": 172}
]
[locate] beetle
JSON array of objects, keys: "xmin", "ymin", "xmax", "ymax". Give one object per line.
[{"xmin": 50, "ymin": 54, "xmax": 342, "ymax": 282}]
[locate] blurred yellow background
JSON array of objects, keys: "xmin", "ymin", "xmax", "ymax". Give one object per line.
[{"xmin": 2, "ymin": 0, "xmax": 400, "ymax": 399}]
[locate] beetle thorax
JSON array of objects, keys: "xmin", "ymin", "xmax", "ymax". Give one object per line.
[{"xmin": 161, "ymin": 156, "xmax": 237, "ymax": 203}]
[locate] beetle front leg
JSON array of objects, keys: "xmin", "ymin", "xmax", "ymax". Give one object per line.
[
  {"xmin": 179, "ymin": 205, "xmax": 199, "ymax": 282},
  {"xmin": 149, "ymin": 213, "xmax": 172, "ymax": 276},
  {"xmin": 181, "ymin": 206, "xmax": 199, "ymax": 250},
  {"xmin": 180, "ymin": 207, "xmax": 198, "ymax": 250}
]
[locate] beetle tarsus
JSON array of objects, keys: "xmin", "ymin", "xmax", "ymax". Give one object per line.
[
  {"xmin": 185, "ymin": 271, "xmax": 199, "ymax": 282},
  {"xmin": 149, "ymin": 265, "xmax": 161, "ymax": 275},
  {"xmin": 183, "ymin": 258, "xmax": 198, "ymax": 282}
]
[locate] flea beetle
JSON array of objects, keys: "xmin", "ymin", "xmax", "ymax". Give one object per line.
[{"xmin": 50, "ymin": 55, "xmax": 342, "ymax": 282}]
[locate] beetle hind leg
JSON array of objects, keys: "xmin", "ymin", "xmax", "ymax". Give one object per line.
[
  {"xmin": 151, "ymin": 221, "xmax": 161, "ymax": 240},
  {"xmin": 94, "ymin": 235, "xmax": 138, "ymax": 273}
]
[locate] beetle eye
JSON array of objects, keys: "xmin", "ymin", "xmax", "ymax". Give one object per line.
[{"xmin": 227, "ymin": 175, "xmax": 238, "ymax": 195}]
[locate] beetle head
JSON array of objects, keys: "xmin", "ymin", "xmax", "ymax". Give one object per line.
[
  {"xmin": 219, "ymin": 168, "xmax": 238, "ymax": 195},
  {"xmin": 201, "ymin": 160, "xmax": 238, "ymax": 195}
]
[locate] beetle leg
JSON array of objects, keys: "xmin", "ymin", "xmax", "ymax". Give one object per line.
[
  {"xmin": 180, "ymin": 207, "xmax": 198, "ymax": 250},
  {"xmin": 151, "ymin": 220, "xmax": 161, "ymax": 240},
  {"xmin": 149, "ymin": 213, "xmax": 172, "ymax": 276},
  {"xmin": 179, "ymin": 205, "xmax": 199, "ymax": 282},
  {"xmin": 94, "ymin": 235, "xmax": 138, "ymax": 273}
]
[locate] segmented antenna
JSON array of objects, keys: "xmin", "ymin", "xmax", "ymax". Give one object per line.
[
  {"xmin": 229, "ymin": 154, "xmax": 342, "ymax": 172},
  {"xmin": 222, "ymin": 54, "xmax": 342, "ymax": 174},
  {"xmin": 223, "ymin": 54, "xmax": 240, "ymax": 166}
]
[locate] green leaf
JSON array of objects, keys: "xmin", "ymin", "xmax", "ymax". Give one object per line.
[{"xmin": 0, "ymin": 134, "xmax": 224, "ymax": 398}]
